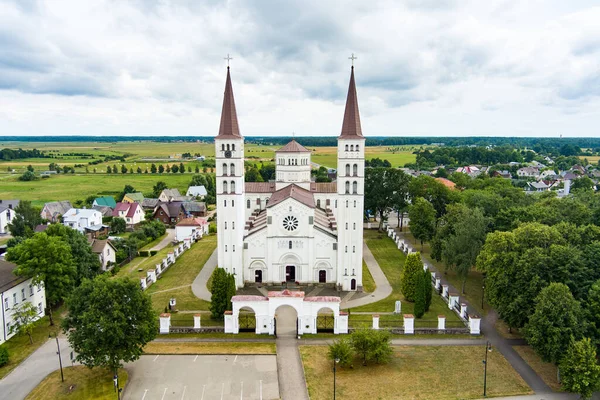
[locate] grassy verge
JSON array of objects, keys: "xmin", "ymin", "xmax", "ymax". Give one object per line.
[
  {"xmin": 139, "ymin": 233, "xmax": 167, "ymax": 251},
  {"xmin": 144, "ymin": 341, "xmax": 276, "ymax": 354},
  {"xmin": 300, "ymin": 345, "xmax": 532, "ymax": 400},
  {"xmin": 361, "ymin": 259, "xmax": 376, "ymax": 293},
  {"xmin": 0, "ymin": 308, "xmax": 63, "ymax": 379},
  {"xmin": 351, "ymin": 231, "xmax": 460, "ymax": 325},
  {"xmin": 25, "ymin": 366, "xmax": 127, "ymax": 400},
  {"xmin": 163, "ymin": 332, "xmax": 273, "ymax": 340},
  {"xmin": 513, "ymin": 346, "xmax": 561, "ymax": 391}
]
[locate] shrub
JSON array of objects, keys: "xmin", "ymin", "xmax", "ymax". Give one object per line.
[
  {"xmin": 414, "ymin": 271, "xmax": 426, "ymax": 318},
  {"xmin": 328, "ymin": 338, "xmax": 354, "ymax": 367},
  {"xmin": 18, "ymin": 170, "xmax": 38, "ymax": 181},
  {"xmin": 0, "ymin": 346, "xmax": 8, "ymax": 367},
  {"xmin": 150, "ymin": 250, "xmax": 158, "ymax": 256},
  {"xmin": 401, "ymin": 253, "xmax": 423, "ymax": 302},
  {"xmin": 138, "ymin": 250, "xmax": 150, "ymax": 257}
]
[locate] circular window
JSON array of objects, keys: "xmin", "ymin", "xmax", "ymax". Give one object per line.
[{"xmin": 282, "ymin": 215, "xmax": 299, "ymax": 231}]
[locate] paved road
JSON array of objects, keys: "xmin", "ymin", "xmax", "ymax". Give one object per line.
[
  {"xmin": 191, "ymin": 248, "xmax": 217, "ymax": 301},
  {"xmin": 341, "ymin": 242, "xmax": 392, "ymax": 309},
  {"xmin": 149, "ymin": 228, "xmax": 175, "ymax": 251},
  {"xmin": 275, "ymin": 307, "xmax": 309, "ymax": 400},
  {"xmin": 0, "ymin": 338, "xmax": 75, "ymax": 400}
]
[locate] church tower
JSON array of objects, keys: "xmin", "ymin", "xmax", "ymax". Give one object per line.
[
  {"xmin": 215, "ymin": 66, "xmax": 245, "ymax": 287},
  {"xmin": 336, "ymin": 65, "xmax": 365, "ymax": 291}
]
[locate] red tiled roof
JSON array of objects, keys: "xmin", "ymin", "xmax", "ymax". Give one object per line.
[
  {"xmin": 216, "ymin": 67, "xmax": 242, "ymax": 139},
  {"xmin": 435, "ymin": 177, "xmax": 456, "ymax": 190},
  {"xmin": 176, "ymin": 217, "xmax": 208, "ymax": 227},
  {"xmin": 276, "ymin": 140, "xmax": 310, "ymax": 153},
  {"xmin": 268, "ymin": 289, "xmax": 305, "ymax": 298},
  {"xmin": 126, "ymin": 202, "xmax": 140, "ymax": 218},
  {"xmin": 231, "ymin": 295, "xmax": 268, "ymax": 302},
  {"xmin": 304, "ymin": 296, "xmax": 341, "ymax": 303},
  {"xmin": 338, "ymin": 67, "xmax": 365, "ymax": 140},
  {"xmin": 112, "ymin": 202, "xmax": 130, "ymax": 216},
  {"xmin": 267, "ymin": 184, "xmax": 314, "ymax": 209},
  {"xmin": 310, "ymin": 182, "xmax": 337, "ymax": 193},
  {"xmin": 245, "ymin": 182, "xmax": 277, "ymax": 193}
]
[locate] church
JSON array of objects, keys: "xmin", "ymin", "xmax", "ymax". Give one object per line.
[{"xmin": 215, "ymin": 64, "xmax": 365, "ymax": 291}]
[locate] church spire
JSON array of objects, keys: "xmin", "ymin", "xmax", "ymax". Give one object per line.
[
  {"xmin": 216, "ymin": 67, "xmax": 242, "ymax": 139},
  {"xmin": 338, "ymin": 66, "xmax": 364, "ymax": 139}
]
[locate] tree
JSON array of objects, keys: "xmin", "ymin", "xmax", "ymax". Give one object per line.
[
  {"xmin": 166, "ymin": 164, "xmax": 171, "ymax": 173},
  {"xmin": 210, "ymin": 268, "xmax": 235, "ymax": 320},
  {"xmin": 9, "ymin": 302, "xmax": 39, "ymax": 344},
  {"xmin": 62, "ymin": 276, "xmax": 156, "ymax": 384},
  {"xmin": 0, "ymin": 346, "xmax": 8, "ymax": 367},
  {"xmin": 401, "ymin": 253, "xmax": 423, "ymax": 302},
  {"xmin": 414, "ymin": 271, "xmax": 426, "ymax": 318},
  {"xmin": 8, "ymin": 201, "xmax": 42, "ymax": 238},
  {"xmin": 27, "ymin": 164, "xmax": 34, "ymax": 172},
  {"xmin": 195, "ymin": 166, "xmax": 199, "ymax": 173},
  {"xmin": 559, "ymin": 338, "xmax": 600, "ymax": 399},
  {"xmin": 152, "ymin": 181, "xmax": 168, "ymax": 197},
  {"xmin": 18, "ymin": 170, "xmax": 37, "ymax": 181},
  {"xmin": 117, "ymin": 184, "xmax": 135, "ymax": 202},
  {"xmin": 137, "ymin": 167, "xmax": 142, "ymax": 174},
  {"xmin": 179, "ymin": 162, "xmax": 185, "ymax": 173},
  {"xmin": 571, "ymin": 176, "xmax": 595, "ymax": 193},
  {"xmin": 328, "ymin": 338, "xmax": 354, "ymax": 367},
  {"xmin": 424, "ymin": 269, "xmax": 432, "ymax": 312},
  {"xmin": 158, "ymin": 164, "xmax": 164, "ymax": 173},
  {"xmin": 350, "ymin": 328, "xmax": 393, "ymax": 366},
  {"xmin": 171, "ymin": 164, "xmax": 179, "ymax": 173},
  {"xmin": 524, "ymin": 283, "xmax": 584, "ymax": 364},
  {"xmin": 364, "ymin": 168, "xmax": 410, "ymax": 231},
  {"xmin": 585, "ymin": 280, "xmax": 600, "ymax": 347},
  {"xmin": 408, "ymin": 197, "xmax": 436, "ymax": 249},
  {"xmin": 150, "ymin": 163, "xmax": 157, "ymax": 173},
  {"xmin": 408, "ymin": 175, "xmax": 454, "ymax": 218},
  {"xmin": 110, "ymin": 218, "xmax": 126, "ymax": 234},
  {"xmin": 245, "ymin": 168, "xmax": 263, "ymax": 182},
  {"xmin": 259, "ymin": 164, "xmax": 276, "ymax": 181},
  {"xmin": 7, "ymin": 233, "xmax": 77, "ymax": 325}
]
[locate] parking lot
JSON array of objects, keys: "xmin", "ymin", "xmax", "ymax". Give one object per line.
[{"xmin": 124, "ymin": 355, "xmax": 279, "ymax": 400}]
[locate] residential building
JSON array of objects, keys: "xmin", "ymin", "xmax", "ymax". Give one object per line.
[
  {"xmin": 92, "ymin": 196, "xmax": 117, "ymax": 209},
  {"xmin": 62, "ymin": 208, "xmax": 104, "ymax": 234},
  {"xmin": 175, "ymin": 217, "xmax": 209, "ymax": 242},
  {"xmin": 113, "ymin": 202, "xmax": 145, "ymax": 227},
  {"xmin": 122, "ymin": 193, "xmax": 144, "ymax": 204},
  {"xmin": 0, "ymin": 200, "xmax": 19, "ymax": 235},
  {"xmin": 182, "ymin": 201, "xmax": 206, "ymax": 217},
  {"xmin": 158, "ymin": 189, "xmax": 189, "ymax": 203},
  {"xmin": 40, "ymin": 201, "xmax": 72, "ymax": 222},
  {"xmin": 88, "ymin": 239, "xmax": 117, "ymax": 271},
  {"xmin": 186, "ymin": 185, "xmax": 207, "ymax": 199},
  {"xmin": 141, "ymin": 198, "xmax": 160, "ymax": 211},
  {"xmin": 92, "ymin": 205, "xmax": 113, "ymax": 218},
  {"xmin": 517, "ymin": 167, "xmax": 540, "ymax": 178},
  {"xmin": 153, "ymin": 203, "xmax": 186, "ymax": 226}
]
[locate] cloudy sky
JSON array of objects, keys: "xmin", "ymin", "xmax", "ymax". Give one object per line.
[{"xmin": 1, "ymin": 0, "xmax": 599, "ymax": 137}]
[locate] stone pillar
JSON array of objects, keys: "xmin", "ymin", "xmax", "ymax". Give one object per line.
[
  {"xmin": 438, "ymin": 315, "xmax": 446, "ymax": 330},
  {"xmin": 147, "ymin": 270, "xmax": 156, "ymax": 283},
  {"xmin": 442, "ymin": 285, "xmax": 449, "ymax": 298},
  {"xmin": 168, "ymin": 252, "xmax": 175, "ymax": 263},
  {"xmin": 140, "ymin": 278, "xmax": 147, "ymax": 290},
  {"xmin": 159, "ymin": 313, "xmax": 171, "ymax": 334},
  {"xmin": 372, "ymin": 315, "xmax": 380, "ymax": 330},
  {"xmin": 394, "ymin": 300, "xmax": 402, "ymax": 314},
  {"xmin": 460, "ymin": 303, "xmax": 468, "ymax": 319},
  {"xmin": 469, "ymin": 314, "xmax": 481, "ymax": 335},
  {"xmin": 155, "ymin": 264, "xmax": 162, "ymax": 275},
  {"xmin": 397, "ymin": 240, "xmax": 402, "ymax": 250},
  {"xmin": 435, "ymin": 278, "xmax": 441, "ymax": 291},
  {"xmin": 404, "ymin": 314, "xmax": 414, "ymax": 335},
  {"xmin": 194, "ymin": 314, "xmax": 201, "ymax": 329},
  {"xmin": 169, "ymin": 298, "xmax": 176, "ymax": 311},
  {"xmin": 179, "ymin": 244, "xmax": 184, "ymax": 253},
  {"xmin": 449, "ymin": 293, "xmax": 459, "ymax": 310},
  {"xmin": 336, "ymin": 312, "xmax": 349, "ymax": 334},
  {"xmin": 162, "ymin": 258, "xmax": 168, "ymax": 268},
  {"xmin": 224, "ymin": 311, "xmax": 237, "ymax": 334}
]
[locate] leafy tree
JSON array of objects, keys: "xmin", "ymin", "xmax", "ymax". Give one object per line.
[
  {"xmin": 328, "ymin": 338, "xmax": 354, "ymax": 367},
  {"xmin": 152, "ymin": 181, "xmax": 168, "ymax": 197},
  {"xmin": 210, "ymin": 268, "xmax": 235, "ymax": 320},
  {"xmin": 524, "ymin": 283, "xmax": 584, "ymax": 364},
  {"xmin": 171, "ymin": 164, "xmax": 179, "ymax": 173},
  {"xmin": 129, "ymin": 167, "xmax": 133, "ymax": 174},
  {"xmin": 559, "ymin": 338, "xmax": 600, "ymax": 399},
  {"xmin": 117, "ymin": 185, "xmax": 135, "ymax": 202},
  {"xmin": 62, "ymin": 276, "xmax": 156, "ymax": 385},
  {"xmin": 7, "ymin": 233, "xmax": 77, "ymax": 325},
  {"xmin": 179, "ymin": 162, "xmax": 185, "ymax": 173},
  {"xmin": 9, "ymin": 302, "xmax": 39, "ymax": 344},
  {"xmin": 571, "ymin": 176, "xmax": 595, "ymax": 193},
  {"xmin": 106, "ymin": 166, "xmax": 111, "ymax": 174},
  {"xmin": 401, "ymin": 252, "xmax": 423, "ymax": 302},
  {"xmin": 350, "ymin": 328, "xmax": 393, "ymax": 366},
  {"xmin": 137, "ymin": 167, "xmax": 142, "ymax": 173},
  {"xmin": 259, "ymin": 164, "xmax": 276, "ymax": 181},
  {"xmin": 408, "ymin": 175, "xmax": 454, "ymax": 218},
  {"xmin": 0, "ymin": 346, "xmax": 8, "ymax": 367},
  {"xmin": 364, "ymin": 168, "xmax": 410, "ymax": 231},
  {"xmin": 18, "ymin": 170, "xmax": 37, "ymax": 181},
  {"xmin": 195, "ymin": 166, "xmax": 200, "ymax": 173},
  {"xmin": 27, "ymin": 164, "xmax": 34, "ymax": 172},
  {"xmin": 120, "ymin": 164, "xmax": 127, "ymax": 174},
  {"xmin": 110, "ymin": 218, "xmax": 126, "ymax": 234},
  {"xmin": 585, "ymin": 280, "xmax": 600, "ymax": 347},
  {"xmin": 245, "ymin": 168, "xmax": 263, "ymax": 182},
  {"xmin": 350, "ymin": 328, "xmax": 372, "ymax": 366},
  {"xmin": 45, "ymin": 224, "xmax": 101, "ymax": 285},
  {"xmin": 414, "ymin": 271, "xmax": 426, "ymax": 318},
  {"xmin": 408, "ymin": 197, "xmax": 436, "ymax": 249},
  {"xmin": 8, "ymin": 201, "xmax": 43, "ymax": 238},
  {"xmin": 150, "ymin": 163, "xmax": 157, "ymax": 173},
  {"xmin": 158, "ymin": 164, "xmax": 164, "ymax": 173},
  {"xmin": 166, "ymin": 164, "xmax": 171, "ymax": 173}
]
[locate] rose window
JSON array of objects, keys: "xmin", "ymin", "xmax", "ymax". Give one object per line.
[{"xmin": 282, "ymin": 216, "xmax": 299, "ymax": 231}]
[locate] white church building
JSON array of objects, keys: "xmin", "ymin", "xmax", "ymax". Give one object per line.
[{"xmin": 215, "ymin": 66, "xmax": 365, "ymax": 291}]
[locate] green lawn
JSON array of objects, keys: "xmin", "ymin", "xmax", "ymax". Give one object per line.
[
  {"xmin": 139, "ymin": 233, "xmax": 167, "ymax": 251},
  {"xmin": 351, "ymin": 231, "xmax": 460, "ymax": 324},
  {"xmin": 301, "ymin": 345, "xmax": 532, "ymax": 400},
  {"xmin": 25, "ymin": 366, "xmax": 128, "ymax": 400},
  {"xmin": 310, "ymin": 146, "xmax": 417, "ymax": 168},
  {"xmin": 361, "ymin": 260, "xmax": 376, "ymax": 293},
  {"xmin": 0, "ymin": 309, "xmax": 63, "ymax": 379},
  {"xmin": 115, "ymin": 245, "xmax": 175, "ymax": 281}
]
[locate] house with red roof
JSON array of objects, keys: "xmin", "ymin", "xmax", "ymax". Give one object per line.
[{"xmin": 112, "ymin": 202, "xmax": 145, "ymax": 227}]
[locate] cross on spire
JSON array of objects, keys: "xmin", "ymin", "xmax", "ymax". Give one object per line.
[
  {"xmin": 348, "ymin": 53, "xmax": 357, "ymax": 67},
  {"xmin": 224, "ymin": 53, "xmax": 233, "ymax": 67}
]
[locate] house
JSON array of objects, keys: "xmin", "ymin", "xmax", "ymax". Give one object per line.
[
  {"xmin": 62, "ymin": 208, "xmax": 105, "ymax": 235},
  {"xmin": 526, "ymin": 181, "xmax": 550, "ymax": 192},
  {"xmin": 182, "ymin": 201, "xmax": 206, "ymax": 217},
  {"xmin": 175, "ymin": 217, "xmax": 209, "ymax": 242},
  {"xmin": 122, "ymin": 192, "xmax": 144, "ymax": 204},
  {"xmin": 517, "ymin": 167, "xmax": 540, "ymax": 178},
  {"xmin": 40, "ymin": 201, "xmax": 72, "ymax": 222},
  {"xmin": 158, "ymin": 189, "xmax": 191, "ymax": 203},
  {"xmin": 153, "ymin": 202, "xmax": 186, "ymax": 226},
  {"xmin": 88, "ymin": 239, "xmax": 117, "ymax": 271},
  {"xmin": 141, "ymin": 198, "xmax": 160, "ymax": 211},
  {"xmin": 456, "ymin": 166, "xmax": 480, "ymax": 177},
  {"xmin": 434, "ymin": 177, "xmax": 457, "ymax": 190},
  {"xmin": 112, "ymin": 202, "xmax": 145, "ymax": 227},
  {"xmin": 186, "ymin": 186, "xmax": 207, "ymax": 199},
  {"xmin": 0, "ymin": 200, "xmax": 19, "ymax": 235},
  {"xmin": 92, "ymin": 196, "xmax": 116, "ymax": 209},
  {"xmin": 196, "ymin": 156, "xmax": 206, "ymax": 161},
  {"xmin": 544, "ymin": 156, "xmax": 554, "ymax": 165},
  {"xmin": 492, "ymin": 170, "xmax": 512, "ymax": 179},
  {"xmin": 539, "ymin": 170, "xmax": 558, "ymax": 180},
  {"xmin": 34, "ymin": 224, "xmax": 49, "ymax": 233},
  {"xmin": 0, "ymin": 259, "xmax": 46, "ymax": 344},
  {"xmin": 92, "ymin": 205, "xmax": 113, "ymax": 218}
]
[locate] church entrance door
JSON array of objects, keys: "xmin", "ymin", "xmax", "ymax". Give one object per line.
[
  {"xmin": 351, "ymin": 279, "xmax": 356, "ymax": 290},
  {"xmin": 319, "ymin": 270, "xmax": 326, "ymax": 283},
  {"xmin": 285, "ymin": 265, "xmax": 296, "ymax": 282},
  {"xmin": 255, "ymin": 270, "xmax": 262, "ymax": 283}
]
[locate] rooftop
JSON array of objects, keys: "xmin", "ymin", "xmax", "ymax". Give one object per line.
[
  {"xmin": 276, "ymin": 140, "xmax": 310, "ymax": 153},
  {"xmin": 0, "ymin": 259, "xmax": 28, "ymax": 293}
]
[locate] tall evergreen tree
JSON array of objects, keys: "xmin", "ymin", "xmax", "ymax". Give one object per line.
[
  {"xmin": 401, "ymin": 253, "xmax": 423, "ymax": 302},
  {"xmin": 414, "ymin": 271, "xmax": 426, "ymax": 318},
  {"xmin": 424, "ymin": 269, "xmax": 433, "ymax": 312}
]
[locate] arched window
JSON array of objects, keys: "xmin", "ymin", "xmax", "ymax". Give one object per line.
[
  {"xmin": 224, "ymin": 200, "xmax": 227, "ymax": 207},
  {"xmin": 353, "ymin": 223, "xmax": 356, "ymax": 230},
  {"xmin": 223, "ymin": 163, "xmax": 228, "ymax": 176},
  {"xmin": 353, "ymin": 164, "xmax": 358, "ymax": 176},
  {"xmin": 289, "ymin": 241, "xmax": 292, "ymax": 249},
  {"xmin": 232, "ymin": 144, "xmax": 235, "ymax": 151},
  {"xmin": 232, "ymin": 200, "xmax": 234, "ymax": 207},
  {"xmin": 345, "ymin": 246, "xmax": 348, "ymax": 253},
  {"xmin": 353, "ymin": 246, "xmax": 355, "ymax": 253},
  {"xmin": 345, "ymin": 144, "xmax": 348, "ymax": 151},
  {"xmin": 221, "ymin": 144, "xmax": 225, "ymax": 151},
  {"xmin": 225, "ymin": 245, "xmax": 227, "ymax": 252},
  {"xmin": 354, "ymin": 200, "xmax": 357, "ymax": 208},
  {"xmin": 224, "ymin": 222, "xmax": 227, "ymax": 229},
  {"xmin": 317, "ymin": 199, "xmax": 321, "ymax": 208},
  {"xmin": 345, "ymin": 181, "xmax": 350, "ymax": 194},
  {"xmin": 230, "ymin": 163, "xmax": 235, "ymax": 176},
  {"xmin": 345, "ymin": 164, "xmax": 350, "ymax": 176},
  {"xmin": 356, "ymin": 144, "xmax": 360, "ymax": 152},
  {"xmin": 346, "ymin": 200, "xmax": 349, "ymax": 207},
  {"xmin": 288, "ymin": 159, "xmax": 291, "ymax": 166},
  {"xmin": 227, "ymin": 144, "xmax": 230, "ymax": 151},
  {"xmin": 232, "ymin": 221, "xmax": 235, "ymax": 229},
  {"xmin": 350, "ymin": 144, "xmax": 354, "ymax": 151},
  {"xmin": 247, "ymin": 199, "xmax": 251, "ymax": 209},
  {"xmin": 223, "ymin": 181, "xmax": 228, "ymax": 193},
  {"xmin": 353, "ymin": 181, "xmax": 358, "ymax": 194},
  {"xmin": 230, "ymin": 180, "xmax": 236, "ymax": 193}
]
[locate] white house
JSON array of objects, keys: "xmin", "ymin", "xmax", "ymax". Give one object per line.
[
  {"xmin": 517, "ymin": 167, "xmax": 540, "ymax": 178},
  {"xmin": 112, "ymin": 202, "xmax": 145, "ymax": 227},
  {"xmin": 89, "ymin": 239, "xmax": 117, "ymax": 271},
  {"xmin": 0, "ymin": 260, "xmax": 46, "ymax": 344},
  {"xmin": 40, "ymin": 201, "xmax": 72, "ymax": 223},
  {"xmin": 175, "ymin": 217, "xmax": 209, "ymax": 242},
  {"xmin": 62, "ymin": 208, "xmax": 103, "ymax": 233},
  {"xmin": 0, "ymin": 200, "xmax": 19, "ymax": 235},
  {"xmin": 186, "ymin": 185, "xmax": 208, "ymax": 199}
]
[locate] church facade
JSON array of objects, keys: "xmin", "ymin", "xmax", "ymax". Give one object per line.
[{"xmin": 215, "ymin": 66, "xmax": 365, "ymax": 291}]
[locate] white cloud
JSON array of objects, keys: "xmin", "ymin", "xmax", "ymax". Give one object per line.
[{"xmin": 0, "ymin": 0, "xmax": 599, "ymax": 137}]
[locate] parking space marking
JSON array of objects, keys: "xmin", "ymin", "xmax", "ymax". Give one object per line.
[
  {"xmin": 193, "ymin": 355, "xmax": 198, "ymax": 362},
  {"xmin": 161, "ymin": 388, "xmax": 167, "ymax": 400},
  {"xmin": 153, "ymin": 355, "xmax": 160, "ymax": 362},
  {"xmin": 240, "ymin": 381, "xmax": 243, "ymax": 399},
  {"xmin": 259, "ymin": 380, "xmax": 263, "ymax": 400},
  {"xmin": 201, "ymin": 384, "xmax": 206, "ymax": 400},
  {"xmin": 181, "ymin": 385, "xmax": 187, "ymax": 400},
  {"xmin": 141, "ymin": 389, "xmax": 148, "ymax": 400},
  {"xmin": 234, "ymin": 355, "xmax": 238, "ymax": 363},
  {"xmin": 220, "ymin": 382, "xmax": 225, "ymax": 400}
]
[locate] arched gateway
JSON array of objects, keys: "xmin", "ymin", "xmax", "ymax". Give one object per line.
[{"xmin": 224, "ymin": 289, "xmax": 349, "ymax": 335}]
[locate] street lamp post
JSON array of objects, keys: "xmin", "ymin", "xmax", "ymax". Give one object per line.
[
  {"xmin": 483, "ymin": 341, "xmax": 492, "ymax": 397},
  {"xmin": 114, "ymin": 371, "xmax": 123, "ymax": 400},
  {"xmin": 49, "ymin": 333, "xmax": 64, "ymax": 382},
  {"xmin": 481, "ymin": 273, "xmax": 487, "ymax": 310},
  {"xmin": 333, "ymin": 358, "xmax": 340, "ymax": 400}
]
